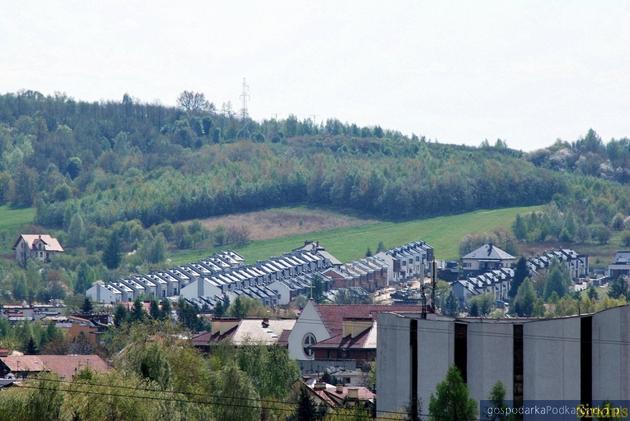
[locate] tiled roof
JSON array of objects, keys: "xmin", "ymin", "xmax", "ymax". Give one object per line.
[
  {"xmin": 0, "ymin": 355, "xmax": 109, "ymax": 379},
  {"xmin": 14, "ymin": 234, "xmax": 64, "ymax": 252},
  {"xmin": 462, "ymin": 244, "xmax": 515, "ymax": 260},
  {"xmin": 314, "ymin": 304, "xmax": 419, "ymax": 336}
]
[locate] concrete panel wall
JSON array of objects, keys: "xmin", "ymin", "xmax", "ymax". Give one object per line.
[
  {"xmin": 524, "ymin": 317, "xmax": 581, "ymax": 400},
  {"xmin": 592, "ymin": 306, "xmax": 630, "ymax": 400},
  {"xmin": 467, "ymin": 322, "xmax": 513, "ymax": 403},
  {"xmin": 417, "ymin": 318, "xmax": 454, "ymax": 411},
  {"xmin": 377, "ymin": 313, "xmax": 412, "ymax": 415}
]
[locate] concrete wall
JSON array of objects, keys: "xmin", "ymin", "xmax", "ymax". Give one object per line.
[
  {"xmin": 376, "ymin": 313, "xmax": 412, "ymax": 415},
  {"xmin": 467, "ymin": 321, "xmax": 513, "ymax": 404},
  {"xmin": 592, "ymin": 306, "xmax": 630, "ymax": 400},
  {"xmin": 417, "ymin": 318, "xmax": 453, "ymax": 410},
  {"xmin": 523, "ymin": 317, "xmax": 581, "ymax": 401}
]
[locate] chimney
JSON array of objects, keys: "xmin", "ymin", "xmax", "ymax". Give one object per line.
[
  {"xmin": 314, "ymin": 382, "xmax": 326, "ymax": 391},
  {"xmin": 347, "ymin": 387, "xmax": 359, "ymax": 400},
  {"xmin": 261, "ymin": 318, "xmax": 269, "ymax": 328},
  {"xmin": 336, "ymin": 384, "xmax": 343, "ymax": 394}
]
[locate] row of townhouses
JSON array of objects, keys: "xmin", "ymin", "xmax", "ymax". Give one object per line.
[
  {"xmin": 452, "ymin": 247, "xmax": 589, "ymax": 304},
  {"xmin": 87, "ymin": 249, "xmax": 334, "ymax": 308},
  {"xmin": 87, "ymin": 240, "xmax": 435, "ymax": 309}
]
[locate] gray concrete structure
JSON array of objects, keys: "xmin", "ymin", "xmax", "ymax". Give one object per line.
[{"xmin": 377, "ymin": 306, "xmax": 630, "ymax": 418}]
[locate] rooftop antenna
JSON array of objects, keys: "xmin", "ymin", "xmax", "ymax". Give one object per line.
[{"xmin": 240, "ymin": 77, "xmax": 250, "ymax": 119}]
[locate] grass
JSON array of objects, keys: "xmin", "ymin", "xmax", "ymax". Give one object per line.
[
  {"xmin": 169, "ymin": 205, "xmax": 543, "ymax": 265},
  {"xmin": 0, "ymin": 205, "xmax": 36, "ymax": 254}
]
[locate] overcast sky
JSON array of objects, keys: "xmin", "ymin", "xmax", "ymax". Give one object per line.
[{"xmin": 2, "ymin": 1, "xmax": 630, "ymax": 150}]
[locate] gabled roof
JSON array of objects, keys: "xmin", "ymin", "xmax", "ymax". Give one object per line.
[
  {"xmin": 462, "ymin": 244, "xmax": 515, "ymax": 260},
  {"xmin": 313, "ymin": 303, "xmax": 419, "ymax": 337},
  {"xmin": 13, "ymin": 234, "xmax": 64, "ymax": 252},
  {"xmin": 0, "ymin": 355, "xmax": 109, "ymax": 379}
]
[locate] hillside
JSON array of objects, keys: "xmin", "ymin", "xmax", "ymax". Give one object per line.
[
  {"xmin": 0, "ymin": 91, "xmax": 628, "ymax": 303},
  {"xmin": 170, "ymin": 205, "xmax": 543, "ymax": 265}
]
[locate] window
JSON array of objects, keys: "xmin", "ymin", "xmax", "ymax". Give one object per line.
[{"xmin": 302, "ymin": 333, "xmax": 316, "ymax": 357}]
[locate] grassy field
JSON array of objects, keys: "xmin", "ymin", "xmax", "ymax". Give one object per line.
[
  {"xmin": 169, "ymin": 205, "xmax": 542, "ymax": 265},
  {"xmin": 0, "ymin": 206, "xmax": 36, "ymax": 253}
]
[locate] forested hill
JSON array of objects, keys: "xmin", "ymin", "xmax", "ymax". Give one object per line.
[
  {"xmin": 528, "ymin": 128, "xmax": 630, "ymax": 183},
  {"xmin": 0, "ymin": 90, "xmax": 627, "ymax": 237},
  {"xmin": 0, "ymin": 91, "xmax": 556, "ymax": 226}
]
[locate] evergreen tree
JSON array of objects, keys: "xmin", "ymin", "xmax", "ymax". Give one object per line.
[
  {"xmin": 513, "ymin": 279, "xmax": 536, "ymax": 317},
  {"xmin": 213, "ymin": 300, "xmax": 225, "ymax": 317},
  {"xmin": 81, "ymin": 297, "xmax": 93, "ymax": 314},
  {"xmin": 311, "ymin": 275, "xmax": 325, "ymax": 303},
  {"xmin": 487, "ymin": 381, "xmax": 508, "ymax": 421},
  {"xmin": 543, "ymin": 261, "xmax": 570, "ymax": 300},
  {"xmin": 469, "ymin": 301, "xmax": 480, "ymax": 317},
  {"xmin": 160, "ymin": 299, "xmax": 172, "ymax": 320},
  {"xmin": 74, "ymin": 261, "xmax": 95, "ymax": 294},
  {"xmin": 512, "ymin": 214, "xmax": 527, "ymax": 240},
  {"xmin": 102, "ymin": 231, "xmax": 121, "ymax": 269},
  {"xmin": 365, "ymin": 247, "xmax": 373, "ymax": 257},
  {"xmin": 376, "ymin": 241, "xmax": 386, "ymax": 253},
  {"xmin": 132, "ymin": 298, "xmax": 144, "ymax": 322},
  {"xmin": 509, "ymin": 257, "xmax": 529, "ymax": 300},
  {"xmin": 26, "ymin": 336, "xmax": 39, "ymax": 355},
  {"xmin": 114, "ymin": 304, "xmax": 128, "ymax": 327},
  {"xmin": 444, "ymin": 291, "xmax": 458, "ymax": 317},
  {"xmin": 608, "ymin": 276, "xmax": 629, "ymax": 300},
  {"xmin": 231, "ymin": 297, "xmax": 246, "ymax": 319},
  {"xmin": 296, "ymin": 386, "xmax": 317, "ymax": 421},
  {"xmin": 428, "ymin": 366, "xmax": 477, "ymax": 421},
  {"xmin": 149, "ymin": 300, "xmax": 160, "ymax": 319}
]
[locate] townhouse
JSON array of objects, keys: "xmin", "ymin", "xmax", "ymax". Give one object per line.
[
  {"xmin": 461, "ymin": 243, "xmax": 516, "ymax": 275},
  {"xmin": 452, "ymin": 248, "xmax": 588, "ymax": 304},
  {"xmin": 321, "ymin": 256, "xmax": 389, "ymax": 292},
  {"xmin": 608, "ymin": 250, "xmax": 630, "ymax": 279},
  {"xmin": 374, "ymin": 241, "xmax": 434, "ymax": 284},
  {"xmin": 87, "ymin": 249, "xmax": 333, "ymax": 310}
]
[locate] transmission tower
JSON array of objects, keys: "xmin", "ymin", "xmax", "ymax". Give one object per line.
[{"xmin": 240, "ymin": 77, "xmax": 250, "ymax": 119}]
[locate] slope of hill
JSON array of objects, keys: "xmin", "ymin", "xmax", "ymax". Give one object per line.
[{"xmin": 170, "ymin": 205, "xmax": 543, "ymax": 264}]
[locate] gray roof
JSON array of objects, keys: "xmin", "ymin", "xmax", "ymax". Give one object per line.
[{"xmin": 462, "ymin": 244, "xmax": 515, "ymax": 261}]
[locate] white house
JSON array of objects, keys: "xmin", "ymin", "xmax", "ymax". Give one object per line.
[
  {"xmin": 461, "ymin": 243, "xmax": 516, "ymax": 275},
  {"xmin": 86, "ymin": 281, "xmax": 122, "ymax": 304},
  {"xmin": 13, "ymin": 234, "xmax": 64, "ymax": 265},
  {"xmin": 180, "ymin": 278, "xmax": 222, "ymax": 301}
]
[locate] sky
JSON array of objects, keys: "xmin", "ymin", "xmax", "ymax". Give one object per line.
[{"xmin": 2, "ymin": 1, "xmax": 630, "ymax": 151}]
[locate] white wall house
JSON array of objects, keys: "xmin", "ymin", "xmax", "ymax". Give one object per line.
[
  {"xmin": 86, "ymin": 281, "xmax": 122, "ymax": 304},
  {"xmin": 13, "ymin": 234, "xmax": 64, "ymax": 265}
]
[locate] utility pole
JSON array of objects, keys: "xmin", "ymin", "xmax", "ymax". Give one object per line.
[
  {"xmin": 420, "ymin": 276, "xmax": 427, "ymax": 320},
  {"xmin": 239, "ymin": 77, "xmax": 250, "ymax": 119},
  {"xmin": 431, "ymin": 260, "xmax": 437, "ymax": 312}
]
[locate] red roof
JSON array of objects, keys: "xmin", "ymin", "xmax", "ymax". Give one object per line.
[
  {"xmin": 309, "ymin": 304, "xmax": 421, "ymax": 349},
  {"xmin": 314, "ymin": 304, "xmax": 420, "ymax": 336},
  {"xmin": 13, "ymin": 235, "xmax": 64, "ymax": 252},
  {"xmin": 0, "ymin": 355, "xmax": 109, "ymax": 379}
]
